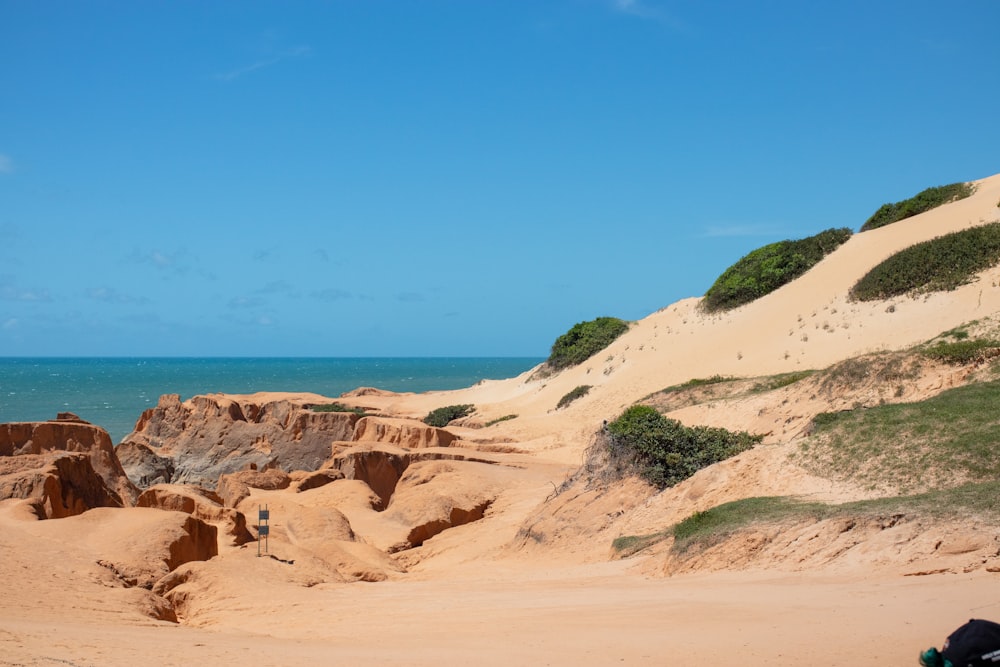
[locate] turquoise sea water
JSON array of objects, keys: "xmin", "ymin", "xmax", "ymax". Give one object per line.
[{"xmin": 0, "ymin": 357, "xmax": 543, "ymax": 444}]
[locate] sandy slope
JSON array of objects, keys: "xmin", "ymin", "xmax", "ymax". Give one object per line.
[{"xmin": 3, "ymin": 174, "xmax": 1000, "ymax": 666}]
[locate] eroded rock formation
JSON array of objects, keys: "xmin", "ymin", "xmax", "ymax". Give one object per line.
[
  {"xmin": 0, "ymin": 451, "xmax": 125, "ymax": 519},
  {"xmin": 0, "ymin": 414, "xmax": 138, "ymax": 508},
  {"xmin": 120, "ymin": 394, "xmax": 360, "ymax": 488}
]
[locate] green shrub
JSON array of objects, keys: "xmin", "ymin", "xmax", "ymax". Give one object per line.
[
  {"xmin": 311, "ymin": 402, "xmax": 366, "ymax": 416},
  {"xmin": 484, "ymin": 414, "xmax": 517, "ymax": 427},
  {"xmin": 860, "ymin": 182, "xmax": 975, "ymax": 232},
  {"xmin": 605, "ymin": 405, "xmax": 762, "ymax": 489},
  {"xmin": 922, "ymin": 339, "xmax": 1000, "ymax": 365},
  {"xmin": 423, "ymin": 404, "xmax": 475, "ymax": 427},
  {"xmin": 849, "ymin": 222, "xmax": 1000, "ymax": 301},
  {"xmin": 546, "ymin": 317, "xmax": 629, "ymax": 370},
  {"xmin": 557, "ymin": 385, "xmax": 591, "ymax": 409},
  {"xmin": 702, "ymin": 228, "xmax": 852, "ymax": 312}
]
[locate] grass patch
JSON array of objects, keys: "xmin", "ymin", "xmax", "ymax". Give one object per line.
[
  {"xmin": 860, "ymin": 182, "xmax": 975, "ymax": 232},
  {"xmin": 423, "ymin": 404, "xmax": 475, "ymax": 427},
  {"xmin": 310, "ymin": 402, "xmax": 366, "ymax": 416},
  {"xmin": 922, "ymin": 339, "xmax": 1000, "ymax": 365},
  {"xmin": 801, "ymin": 379, "xmax": 1000, "ymax": 494},
  {"xmin": 850, "ymin": 222, "xmax": 1000, "ymax": 301},
  {"xmin": 750, "ymin": 370, "xmax": 815, "ymax": 393},
  {"xmin": 650, "ymin": 482, "xmax": 1000, "ymax": 556},
  {"xmin": 484, "ymin": 414, "xmax": 517, "ymax": 427},
  {"xmin": 557, "ymin": 385, "xmax": 591, "ymax": 409},
  {"xmin": 702, "ymin": 227, "xmax": 852, "ymax": 313},
  {"xmin": 671, "ymin": 496, "xmax": 829, "ymax": 552}
]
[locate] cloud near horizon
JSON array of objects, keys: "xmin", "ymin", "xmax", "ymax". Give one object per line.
[
  {"xmin": 85, "ymin": 287, "xmax": 150, "ymax": 305},
  {"xmin": 0, "ymin": 275, "xmax": 51, "ymax": 302}
]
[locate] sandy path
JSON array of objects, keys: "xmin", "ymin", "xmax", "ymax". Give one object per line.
[{"xmin": 1, "ymin": 559, "xmax": 997, "ymax": 666}]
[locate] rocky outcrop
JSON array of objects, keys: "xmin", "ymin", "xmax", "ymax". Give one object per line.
[
  {"xmin": 137, "ymin": 484, "xmax": 253, "ymax": 546},
  {"xmin": 0, "ymin": 451, "xmax": 125, "ymax": 519},
  {"xmin": 118, "ymin": 395, "xmax": 462, "ymax": 492},
  {"xmin": 382, "ymin": 460, "xmax": 498, "ymax": 551},
  {"xmin": 115, "ymin": 441, "xmax": 174, "ymax": 488},
  {"xmin": 0, "ymin": 414, "xmax": 138, "ymax": 505},
  {"xmin": 215, "ymin": 466, "xmax": 292, "ymax": 508},
  {"xmin": 331, "ymin": 445, "xmax": 412, "ymax": 509},
  {"xmin": 120, "ymin": 394, "xmax": 360, "ymax": 488},
  {"xmin": 353, "ymin": 416, "xmax": 456, "ymax": 449}
]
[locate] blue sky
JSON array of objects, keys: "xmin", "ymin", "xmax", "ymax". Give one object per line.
[{"xmin": 1, "ymin": 1, "xmax": 998, "ymax": 357}]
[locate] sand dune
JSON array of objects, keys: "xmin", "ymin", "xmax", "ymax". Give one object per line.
[{"xmin": 3, "ymin": 174, "xmax": 1000, "ymax": 665}]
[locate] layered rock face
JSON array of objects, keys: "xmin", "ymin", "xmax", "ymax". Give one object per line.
[
  {"xmin": 0, "ymin": 414, "xmax": 138, "ymax": 508},
  {"xmin": 0, "ymin": 452, "xmax": 125, "ymax": 519},
  {"xmin": 119, "ymin": 394, "xmax": 361, "ymax": 487},
  {"xmin": 119, "ymin": 395, "xmax": 459, "ymax": 490}
]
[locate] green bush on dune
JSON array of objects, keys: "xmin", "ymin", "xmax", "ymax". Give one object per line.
[
  {"xmin": 605, "ymin": 405, "xmax": 762, "ymax": 489},
  {"xmin": 849, "ymin": 222, "xmax": 1000, "ymax": 301},
  {"xmin": 860, "ymin": 182, "xmax": 975, "ymax": 232},
  {"xmin": 423, "ymin": 404, "xmax": 475, "ymax": 427},
  {"xmin": 702, "ymin": 228, "xmax": 852, "ymax": 313},
  {"xmin": 546, "ymin": 317, "xmax": 629, "ymax": 370}
]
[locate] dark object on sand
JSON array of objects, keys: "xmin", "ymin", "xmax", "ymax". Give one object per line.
[{"xmin": 920, "ymin": 618, "xmax": 1000, "ymax": 666}]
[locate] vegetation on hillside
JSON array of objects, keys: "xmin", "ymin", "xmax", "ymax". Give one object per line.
[
  {"xmin": 310, "ymin": 402, "xmax": 367, "ymax": 416},
  {"xmin": 801, "ymin": 379, "xmax": 1000, "ymax": 494},
  {"xmin": 702, "ymin": 227, "xmax": 852, "ymax": 313},
  {"xmin": 605, "ymin": 405, "xmax": 762, "ymax": 489},
  {"xmin": 860, "ymin": 182, "xmax": 975, "ymax": 232},
  {"xmin": 557, "ymin": 385, "xmax": 591, "ymax": 409},
  {"xmin": 614, "ymin": 481, "xmax": 1000, "ymax": 556},
  {"xmin": 849, "ymin": 222, "xmax": 1000, "ymax": 301},
  {"xmin": 423, "ymin": 404, "xmax": 475, "ymax": 427},
  {"xmin": 545, "ymin": 317, "xmax": 629, "ymax": 371}
]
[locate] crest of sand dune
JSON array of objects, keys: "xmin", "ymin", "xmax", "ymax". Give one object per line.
[{"xmin": 3, "ymin": 174, "xmax": 1000, "ymax": 666}]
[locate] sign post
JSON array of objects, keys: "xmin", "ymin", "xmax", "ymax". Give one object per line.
[{"xmin": 257, "ymin": 505, "xmax": 270, "ymax": 557}]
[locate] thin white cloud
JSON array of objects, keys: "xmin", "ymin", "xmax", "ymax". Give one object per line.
[
  {"xmin": 216, "ymin": 45, "xmax": 311, "ymax": 82},
  {"xmin": 0, "ymin": 276, "xmax": 51, "ymax": 302},
  {"xmin": 128, "ymin": 248, "xmax": 191, "ymax": 275},
  {"xmin": 610, "ymin": 0, "xmax": 686, "ymax": 30},
  {"xmin": 396, "ymin": 292, "xmax": 425, "ymax": 303},
  {"xmin": 2, "ymin": 318, "xmax": 18, "ymax": 330},
  {"xmin": 255, "ymin": 280, "xmax": 297, "ymax": 296},
  {"xmin": 0, "ymin": 154, "xmax": 12, "ymax": 174},
  {"xmin": 312, "ymin": 288, "xmax": 352, "ymax": 302},
  {"xmin": 229, "ymin": 296, "xmax": 266, "ymax": 309},
  {"xmin": 85, "ymin": 287, "xmax": 149, "ymax": 305}
]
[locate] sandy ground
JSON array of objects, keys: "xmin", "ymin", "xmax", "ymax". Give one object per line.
[{"xmin": 3, "ymin": 173, "xmax": 1000, "ymax": 666}]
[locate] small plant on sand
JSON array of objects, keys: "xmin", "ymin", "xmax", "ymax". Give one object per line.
[
  {"xmin": 557, "ymin": 385, "xmax": 591, "ymax": 409},
  {"xmin": 605, "ymin": 405, "xmax": 761, "ymax": 489},
  {"xmin": 311, "ymin": 402, "xmax": 367, "ymax": 416},
  {"xmin": 484, "ymin": 414, "xmax": 517, "ymax": 427},
  {"xmin": 423, "ymin": 404, "xmax": 475, "ymax": 427},
  {"xmin": 546, "ymin": 317, "xmax": 630, "ymax": 371},
  {"xmin": 860, "ymin": 182, "xmax": 975, "ymax": 232}
]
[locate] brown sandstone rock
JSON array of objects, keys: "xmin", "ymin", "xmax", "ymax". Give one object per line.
[
  {"xmin": 215, "ymin": 467, "xmax": 292, "ymax": 508},
  {"xmin": 0, "ymin": 451, "xmax": 125, "ymax": 518},
  {"xmin": 0, "ymin": 417, "xmax": 138, "ymax": 505},
  {"xmin": 120, "ymin": 394, "xmax": 360, "ymax": 488},
  {"xmin": 352, "ymin": 416, "xmax": 456, "ymax": 449},
  {"xmin": 136, "ymin": 484, "xmax": 253, "ymax": 545}
]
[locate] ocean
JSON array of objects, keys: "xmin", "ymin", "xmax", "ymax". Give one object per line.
[{"xmin": 0, "ymin": 357, "xmax": 543, "ymax": 444}]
